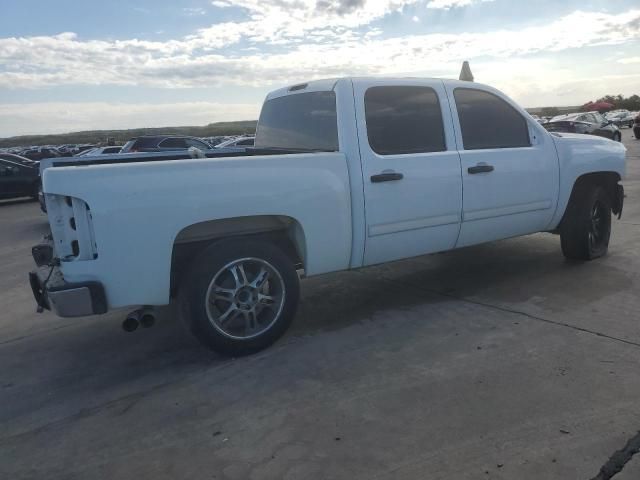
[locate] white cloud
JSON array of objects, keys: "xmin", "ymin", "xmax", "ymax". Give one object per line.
[
  {"xmin": 618, "ymin": 56, "xmax": 640, "ymax": 64},
  {"xmin": 0, "ymin": 102, "xmax": 261, "ymax": 137},
  {"xmin": 1, "ymin": 9, "xmax": 637, "ymax": 90},
  {"xmin": 427, "ymin": 0, "xmax": 493, "ymax": 9}
]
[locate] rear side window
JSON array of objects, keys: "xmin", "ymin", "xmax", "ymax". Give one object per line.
[
  {"xmin": 159, "ymin": 138, "xmax": 187, "ymax": 148},
  {"xmin": 454, "ymin": 88, "xmax": 530, "ymax": 150},
  {"xmin": 255, "ymin": 91, "xmax": 338, "ymax": 151},
  {"xmin": 365, "ymin": 86, "xmax": 445, "ymax": 155}
]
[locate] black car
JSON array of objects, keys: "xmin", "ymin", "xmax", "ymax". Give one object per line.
[
  {"xmin": 0, "ymin": 155, "xmax": 40, "ymax": 200},
  {"xmin": 633, "ymin": 113, "xmax": 640, "ymax": 140},
  {"xmin": 120, "ymin": 135, "xmax": 212, "ymax": 153},
  {"xmin": 544, "ymin": 112, "xmax": 621, "ymax": 142}
]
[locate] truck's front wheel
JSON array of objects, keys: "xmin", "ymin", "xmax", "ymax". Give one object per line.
[
  {"xmin": 180, "ymin": 239, "xmax": 300, "ymax": 356},
  {"xmin": 560, "ymin": 185, "xmax": 612, "ymax": 260}
]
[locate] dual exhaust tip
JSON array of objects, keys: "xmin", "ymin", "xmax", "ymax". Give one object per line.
[{"xmin": 122, "ymin": 307, "xmax": 155, "ymax": 332}]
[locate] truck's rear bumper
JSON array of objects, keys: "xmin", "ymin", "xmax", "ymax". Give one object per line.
[{"xmin": 29, "ymin": 266, "xmax": 107, "ymax": 318}]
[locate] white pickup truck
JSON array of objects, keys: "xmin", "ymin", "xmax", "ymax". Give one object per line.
[{"xmin": 30, "ymin": 77, "xmax": 626, "ymax": 356}]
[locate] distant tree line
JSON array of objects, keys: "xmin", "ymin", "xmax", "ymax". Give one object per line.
[{"xmin": 0, "ymin": 120, "xmax": 258, "ymax": 148}]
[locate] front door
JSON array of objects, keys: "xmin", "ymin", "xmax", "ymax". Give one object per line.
[
  {"xmin": 445, "ymin": 85, "xmax": 559, "ymax": 247},
  {"xmin": 353, "ymin": 79, "xmax": 463, "ymax": 266}
]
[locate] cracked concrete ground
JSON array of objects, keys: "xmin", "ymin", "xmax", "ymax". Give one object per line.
[{"xmin": 1, "ymin": 129, "xmax": 639, "ymax": 480}]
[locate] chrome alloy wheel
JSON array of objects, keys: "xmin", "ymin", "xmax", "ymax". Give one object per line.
[{"xmin": 205, "ymin": 257, "xmax": 286, "ymax": 340}]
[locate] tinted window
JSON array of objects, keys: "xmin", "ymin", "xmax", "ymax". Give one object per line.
[
  {"xmin": 159, "ymin": 138, "xmax": 187, "ymax": 148},
  {"xmin": 454, "ymin": 88, "xmax": 530, "ymax": 150},
  {"xmin": 185, "ymin": 138, "xmax": 210, "ymax": 149},
  {"xmin": 365, "ymin": 86, "xmax": 445, "ymax": 155},
  {"xmin": 255, "ymin": 91, "xmax": 338, "ymax": 151}
]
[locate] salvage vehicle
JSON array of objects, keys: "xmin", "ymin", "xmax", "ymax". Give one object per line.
[
  {"xmin": 30, "ymin": 77, "xmax": 626, "ymax": 356},
  {"xmin": 544, "ymin": 112, "xmax": 621, "ymax": 142}
]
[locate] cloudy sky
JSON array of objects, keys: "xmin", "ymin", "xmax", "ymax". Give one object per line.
[{"xmin": 1, "ymin": 0, "xmax": 639, "ymax": 137}]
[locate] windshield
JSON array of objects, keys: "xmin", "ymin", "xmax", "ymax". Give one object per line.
[{"xmin": 255, "ymin": 91, "xmax": 338, "ymax": 152}]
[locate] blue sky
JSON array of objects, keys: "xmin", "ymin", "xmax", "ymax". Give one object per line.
[{"xmin": 1, "ymin": 0, "xmax": 639, "ymax": 136}]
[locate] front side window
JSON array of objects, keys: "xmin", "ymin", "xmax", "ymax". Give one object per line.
[
  {"xmin": 454, "ymin": 88, "xmax": 530, "ymax": 150},
  {"xmin": 255, "ymin": 91, "xmax": 338, "ymax": 151},
  {"xmin": 365, "ymin": 86, "xmax": 446, "ymax": 155}
]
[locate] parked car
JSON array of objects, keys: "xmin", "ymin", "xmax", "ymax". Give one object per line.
[
  {"xmin": 633, "ymin": 113, "xmax": 640, "ymax": 139},
  {"xmin": 606, "ymin": 110, "xmax": 635, "ymax": 128},
  {"xmin": 0, "ymin": 156, "xmax": 39, "ymax": 200},
  {"xmin": 544, "ymin": 112, "xmax": 621, "ymax": 141},
  {"xmin": 22, "ymin": 147, "xmax": 62, "ymax": 161},
  {"xmin": 120, "ymin": 135, "xmax": 212, "ymax": 153},
  {"xmin": 214, "ymin": 136, "xmax": 255, "ymax": 148},
  {"xmin": 30, "ymin": 77, "xmax": 625, "ymax": 357},
  {"xmin": 76, "ymin": 146, "xmax": 123, "ymax": 156}
]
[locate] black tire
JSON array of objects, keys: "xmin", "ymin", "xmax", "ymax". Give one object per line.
[
  {"xmin": 560, "ymin": 185, "xmax": 612, "ymax": 261},
  {"xmin": 179, "ymin": 238, "xmax": 300, "ymax": 356}
]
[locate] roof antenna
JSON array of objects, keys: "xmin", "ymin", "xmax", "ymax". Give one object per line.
[{"xmin": 459, "ymin": 61, "xmax": 474, "ymax": 82}]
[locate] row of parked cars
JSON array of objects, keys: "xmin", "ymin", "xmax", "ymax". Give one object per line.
[
  {"xmin": 541, "ymin": 109, "xmax": 640, "ymax": 142},
  {"xmin": 0, "ymin": 134, "xmax": 256, "ymax": 202}
]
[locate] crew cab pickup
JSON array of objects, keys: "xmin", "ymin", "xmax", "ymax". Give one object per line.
[{"xmin": 30, "ymin": 77, "xmax": 626, "ymax": 356}]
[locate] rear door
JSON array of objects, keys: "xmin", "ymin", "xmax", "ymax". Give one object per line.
[
  {"xmin": 354, "ymin": 79, "xmax": 463, "ymax": 265},
  {"xmin": 445, "ymin": 84, "xmax": 559, "ymax": 247}
]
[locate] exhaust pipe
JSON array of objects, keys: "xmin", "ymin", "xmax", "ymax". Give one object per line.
[
  {"xmin": 122, "ymin": 310, "xmax": 140, "ymax": 332},
  {"xmin": 122, "ymin": 307, "xmax": 156, "ymax": 332},
  {"xmin": 140, "ymin": 307, "xmax": 156, "ymax": 328}
]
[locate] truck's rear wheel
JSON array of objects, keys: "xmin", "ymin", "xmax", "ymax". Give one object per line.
[
  {"xmin": 179, "ymin": 238, "xmax": 300, "ymax": 356},
  {"xmin": 560, "ymin": 185, "xmax": 611, "ymax": 260}
]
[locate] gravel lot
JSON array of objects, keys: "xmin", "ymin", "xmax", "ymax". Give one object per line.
[{"xmin": 1, "ymin": 130, "xmax": 639, "ymax": 480}]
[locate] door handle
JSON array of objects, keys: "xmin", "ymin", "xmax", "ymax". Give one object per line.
[
  {"xmin": 468, "ymin": 164, "xmax": 494, "ymax": 174},
  {"xmin": 371, "ymin": 172, "xmax": 404, "ymax": 183}
]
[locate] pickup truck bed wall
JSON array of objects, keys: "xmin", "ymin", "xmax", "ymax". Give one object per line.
[{"xmin": 43, "ymin": 153, "xmax": 352, "ymax": 306}]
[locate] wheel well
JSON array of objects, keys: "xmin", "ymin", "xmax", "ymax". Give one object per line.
[
  {"xmin": 558, "ymin": 172, "xmax": 622, "ymax": 229},
  {"xmin": 170, "ymin": 215, "xmax": 305, "ymax": 297}
]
